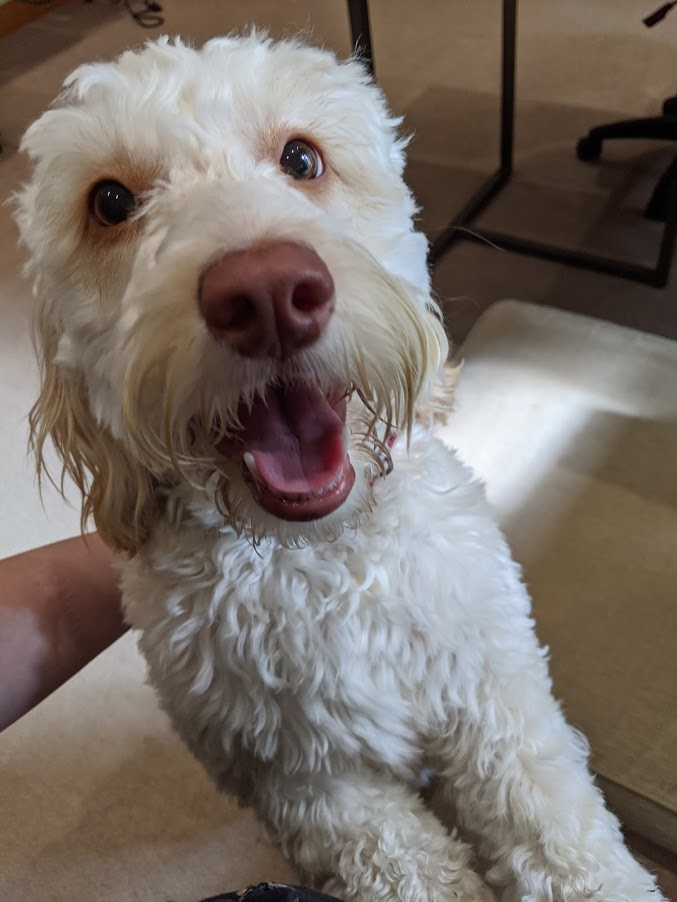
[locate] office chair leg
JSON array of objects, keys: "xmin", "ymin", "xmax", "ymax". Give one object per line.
[
  {"xmin": 646, "ymin": 155, "xmax": 677, "ymax": 221},
  {"xmin": 577, "ymin": 116, "xmax": 676, "ymax": 163},
  {"xmin": 577, "ymin": 134, "xmax": 602, "ymax": 161},
  {"xmin": 662, "ymin": 95, "xmax": 677, "ymax": 115}
]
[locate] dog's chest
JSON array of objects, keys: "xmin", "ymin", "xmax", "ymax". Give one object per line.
[
  {"xmin": 124, "ymin": 519, "xmax": 438, "ymax": 772},
  {"xmin": 121, "ymin": 437, "xmax": 504, "ymax": 774}
]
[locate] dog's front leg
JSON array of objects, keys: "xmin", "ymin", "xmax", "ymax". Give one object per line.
[
  {"xmin": 255, "ymin": 767, "xmax": 494, "ymax": 902},
  {"xmin": 434, "ymin": 638, "xmax": 664, "ymax": 902}
]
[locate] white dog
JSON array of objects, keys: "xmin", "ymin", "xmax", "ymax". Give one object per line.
[{"xmin": 17, "ymin": 33, "xmax": 664, "ymax": 902}]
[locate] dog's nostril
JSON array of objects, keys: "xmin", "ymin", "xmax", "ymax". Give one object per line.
[
  {"xmin": 292, "ymin": 279, "xmax": 324, "ymax": 313},
  {"xmin": 227, "ymin": 294, "xmax": 256, "ymax": 330}
]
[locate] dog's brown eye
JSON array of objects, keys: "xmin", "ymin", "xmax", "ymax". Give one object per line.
[
  {"xmin": 280, "ymin": 139, "xmax": 323, "ymax": 180},
  {"xmin": 90, "ymin": 180, "xmax": 137, "ymax": 226}
]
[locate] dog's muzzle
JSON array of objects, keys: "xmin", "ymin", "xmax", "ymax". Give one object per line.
[{"xmin": 198, "ymin": 239, "xmax": 355, "ymax": 522}]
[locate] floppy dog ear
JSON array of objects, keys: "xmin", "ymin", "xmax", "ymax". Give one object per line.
[{"xmin": 29, "ymin": 313, "xmax": 157, "ymax": 557}]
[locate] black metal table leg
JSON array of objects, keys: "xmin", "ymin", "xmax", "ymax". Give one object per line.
[
  {"xmin": 428, "ymin": 0, "xmax": 517, "ymax": 265},
  {"xmin": 345, "ymin": 0, "xmax": 676, "ymax": 288},
  {"xmin": 499, "ymin": 0, "xmax": 517, "ymax": 173},
  {"xmin": 346, "ymin": 0, "xmax": 374, "ymax": 76},
  {"xmin": 654, "ymin": 162, "xmax": 677, "ymax": 287}
]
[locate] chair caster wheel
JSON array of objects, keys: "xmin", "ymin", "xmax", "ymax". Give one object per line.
[{"xmin": 577, "ymin": 135, "xmax": 602, "ymax": 162}]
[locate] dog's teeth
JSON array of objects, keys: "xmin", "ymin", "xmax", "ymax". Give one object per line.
[
  {"xmin": 342, "ymin": 426, "xmax": 351, "ymax": 455},
  {"xmin": 243, "ymin": 452, "xmax": 261, "ymax": 480}
]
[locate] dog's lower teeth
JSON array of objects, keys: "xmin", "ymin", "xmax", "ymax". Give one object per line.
[{"xmin": 274, "ymin": 475, "xmax": 342, "ymax": 503}]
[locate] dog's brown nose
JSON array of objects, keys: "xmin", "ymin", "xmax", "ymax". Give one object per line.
[{"xmin": 198, "ymin": 241, "xmax": 335, "ymax": 358}]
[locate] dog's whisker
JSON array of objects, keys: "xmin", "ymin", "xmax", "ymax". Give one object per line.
[{"xmin": 433, "ymin": 225, "xmax": 508, "ymax": 253}]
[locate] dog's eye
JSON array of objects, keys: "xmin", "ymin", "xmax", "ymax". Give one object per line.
[
  {"xmin": 280, "ymin": 140, "xmax": 323, "ymax": 180},
  {"xmin": 90, "ymin": 180, "xmax": 137, "ymax": 226}
]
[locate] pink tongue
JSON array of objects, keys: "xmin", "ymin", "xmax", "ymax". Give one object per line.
[{"xmin": 239, "ymin": 385, "xmax": 347, "ymax": 496}]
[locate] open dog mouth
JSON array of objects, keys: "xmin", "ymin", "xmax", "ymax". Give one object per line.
[{"xmin": 218, "ymin": 384, "xmax": 356, "ymax": 521}]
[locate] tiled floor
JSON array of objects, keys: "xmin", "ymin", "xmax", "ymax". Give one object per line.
[{"xmin": 1, "ymin": 0, "xmax": 675, "ymax": 894}]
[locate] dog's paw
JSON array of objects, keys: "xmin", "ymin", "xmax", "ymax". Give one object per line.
[
  {"xmin": 429, "ymin": 873, "xmax": 495, "ymax": 902},
  {"xmin": 322, "ymin": 866, "xmax": 495, "ymax": 902},
  {"xmin": 453, "ymin": 874, "xmax": 496, "ymax": 902}
]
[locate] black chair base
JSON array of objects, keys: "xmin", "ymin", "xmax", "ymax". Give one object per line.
[{"xmin": 576, "ymin": 101, "xmax": 677, "ymax": 227}]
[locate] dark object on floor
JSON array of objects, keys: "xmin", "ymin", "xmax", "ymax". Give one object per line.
[
  {"xmin": 86, "ymin": 0, "xmax": 164, "ymax": 28},
  {"xmin": 101, "ymin": 0, "xmax": 163, "ymax": 28},
  {"xmin": 121, "ymin": 0, "xmax": 163, "ymax": 28},
  {"xmin": 346, "ymin": 0, "xmax": 677, "ymax": 288},
  {"xmin": 198, "ymin": 884, "xmax": 344, "ymax": 902}
]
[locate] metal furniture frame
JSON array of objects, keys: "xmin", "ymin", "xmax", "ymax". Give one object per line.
[{"xmin": 346, "ymin": 0, "xmax": 677, "ymax": 287}]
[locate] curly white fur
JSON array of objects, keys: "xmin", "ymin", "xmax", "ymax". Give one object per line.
[{"xmin": 17, "ymin": 33, "xmax": 664, "ymax": 902}]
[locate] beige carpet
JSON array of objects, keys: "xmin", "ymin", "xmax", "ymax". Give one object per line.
[{"xmin": 2, "ymin": 300, "xmax": 676, "ymax": 900}]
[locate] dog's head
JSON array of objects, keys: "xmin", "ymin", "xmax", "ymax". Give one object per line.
[{"xmin": 16, "ymin": 33, "xmax": 448, "ymax": 553}]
